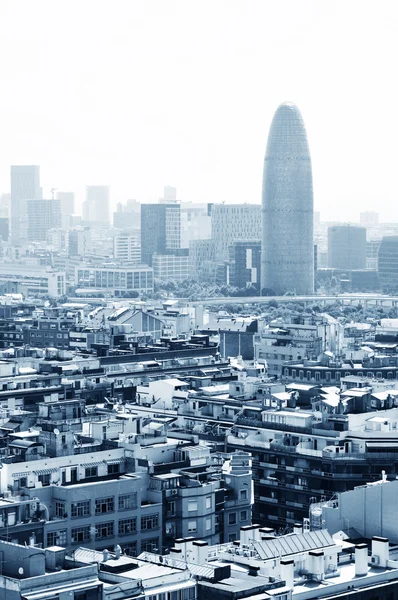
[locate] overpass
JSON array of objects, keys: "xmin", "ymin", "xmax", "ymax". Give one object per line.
[{"xmin": 187, "ymin": 294, "xmax": 398, "ymax": 308}]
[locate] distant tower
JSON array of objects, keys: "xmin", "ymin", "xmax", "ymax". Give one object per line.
[{"xmin": 261, "ymin": 102, "xmax": 314, "ymax": 295}]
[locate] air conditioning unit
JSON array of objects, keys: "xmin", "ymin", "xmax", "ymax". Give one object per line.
[{"xmin": 371, "ymin": 555, "xmax": 380, "ymax": 565}]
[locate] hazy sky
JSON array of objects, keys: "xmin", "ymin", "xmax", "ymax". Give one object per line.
[{"xmin": 0, "ymin": 0, "xmax": 397, "ymax": 221}]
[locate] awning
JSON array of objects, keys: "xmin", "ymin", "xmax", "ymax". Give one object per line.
[
  {"xmin": 33, "ymin": 468, "xmax": 58, "ymax": 476},
  {"xmin": 83, "ymin": 461, "xmax": 104, "ymax": 468},
  {"xmin": 107, "ymin": 458, "xmax": 123, "ymax": 465}
]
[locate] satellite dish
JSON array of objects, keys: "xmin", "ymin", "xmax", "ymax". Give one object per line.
[
  {"xmin": 54, "ymin": 428, "xmax": 60, "ymax": 435},
  {"xmin": 18, "ymin": 567, "xmax": 24, "ymax": 575}
]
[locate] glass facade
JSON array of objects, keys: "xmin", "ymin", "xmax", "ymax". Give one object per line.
[
  {"xmin": 261, "ymin": 102, "xmax": 314, "ymax": 295},
  {"xmin": 378, "ymin": 236, "xmax": 398, "ymax": 292}
]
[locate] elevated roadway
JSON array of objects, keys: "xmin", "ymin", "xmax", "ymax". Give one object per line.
[{"xmin": 187, "ymin": 294, "xmax": 398, "ymax": 308}]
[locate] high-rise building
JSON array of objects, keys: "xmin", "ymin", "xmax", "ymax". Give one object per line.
[
  {"xmin": 189, "ymin": 239, "xmax": 216, "ymax": 282},
  {"xmin": 113, "ymin": 199, "xmax": 140, "ymax": 231},
  {"xmin": 141, "ymin": 203, "xmax": 181, "ymax": 266},
  {"xmin": 378, "ymin": 236, "xmax": 398, "ymax": 292},
  {"xmin": 27, "ymin": 199, "xmax": 61, "ymax": 242},
  {"xmin": 69, "ymin": 227, "xmax": 92, "ymax": 257},
  {"xmin": 360, "ymin": 210, "xmax": 379, "ymax": 227},
  {"xmin": 211, "ymin": 204, "xmax": 261, "ymax": 262},
  {"xmin": 82, "ymin": 186, "xmax": 110, "ymax": 224},
  {"xmin": 228, "ymin": 240, "xmax": 261, "ymax": 291},
  {"xmin": 180, "ymin": 202, "xmax": 212, "ymax": 248},
  {"xmin": 328, "ymin": 225, "xmax": 367, "ymax": 270},
  {"xmin": 10, "ymin": 165, "xmax": 41, "ymax": 243},
  {"xmin": 57, "ymin": 191, "xmax": 75, "ymax": 216},
  {"xmin": 261, "ymin": 102, "xmax": 314, "ymax": 295},
  {"xmin": 113, "ymin": 233, "xmax": 141, "ymax": 263}
]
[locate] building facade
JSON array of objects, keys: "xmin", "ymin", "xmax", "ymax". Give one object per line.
[
  {"xmin": 75, "ymin": 264, "xmax": 154, "ymax": 295},
  {"xmin": 82, "ymin": 186, "xmax": 110, "ymax": 225},
  {"xmin": 378, "ymin": 235, "xmax": 398, "ymax": 292},
  {"xmin": 113, "ymin": 234, "xmax": 141, "ymax": 263},
  {"xmin": 27, "ymin": 198, "xmax": 62, "ymax": 242},
  {"xmin": 211, "ymin": 204, "xmax": 261, "ymax": 262},
  {"xmin": 10, "ymin": 165, "xmax": 41, "ymax": 243},
  {"xmin": 153, "ymin": 251, "xmax": 189, "ymax": 281},
  {"xmin": 141, "ymin": 203, "xmax": 181, "ymax": 266},
  {"xmin": 261, "ymin": 102, "xmax": 314, "ymax": 295},
  {"xmin": 228, "ymin": 240, "xmax": 261, "ymax": 291},
  {"xmin": 328, "ymin": 225, "xmax": 367, "ymax": 270}
]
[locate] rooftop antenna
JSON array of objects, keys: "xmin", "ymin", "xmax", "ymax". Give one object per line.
[{"xmin": 51, "ymin": 187, "xmax": 57, "ymax": 200}]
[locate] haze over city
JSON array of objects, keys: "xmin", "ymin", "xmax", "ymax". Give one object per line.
[{"xmin": 1, "ymin": 0, "xmax": 398, "ymax": 220}]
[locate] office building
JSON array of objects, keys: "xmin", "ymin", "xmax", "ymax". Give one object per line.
[
  {"xmin": 75, "ymin": 264, "xmax": 154, "ymax": 296},
  {"xmin": 367, "ymin": 239, "xmax": 381, "ymax": 269},
  {"xmin": 27, "ymin": 198, "xmax": 62, "ymax": 242},
  {"xmin": 360, "ymin": 210, "xmax": 379, "ymax": 227},
  {"xmin": 113, "ymin": 199, "xmax": 140, "ymax": 231},
  {"xmin": 69, "ymin": 227, "xmax": 92, "ymax": 257},
  {"xmin": 228, "ymin": 240, "xmax": 261, "ymax": 291},
  {"xmin": 82, "ymin": 185, "xmax": 110, "ymax": 224},
  {"xmin": 181, "ymin": 202, "xmax": 212, "ymax": 248},
  {"xmin": 328, "ymin": 225, "xmax": 367, "ymax": 270},
  {"xmin": 261, "ymin": 102, "xmax": 314, "ymax": 295},
  {"xmin": 141, "ymin": 203, "xmax": 181, "ymax": 265},
  {"xmin": 10, "ymin": 165, "xmax": 41, "ymax": 243},
  {"xmin": 113, "ymin": 233, "xmax": 141, "ymax": 263},
  {"xmin": 0, "ymin": 264, "xmax": 65, "ymax": 297},
  {"xmin": 0, "ymin": 217, "xmax": 9, "ymax": 241},
  {"xmin": 153, "ymin": 250, "xmax": 189, "ymax": 281},
  {"xmin": 211, "ymin": 204, "xmax": 261, "ymax": 262},
  {"xmin": 189, "ymin": 239, "xmax": 216, "ymax": 281},
  {"xmin": 378, "ymin": 235, "xmax": 398, "ymax": 292}
]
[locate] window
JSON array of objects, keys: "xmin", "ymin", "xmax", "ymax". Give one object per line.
[
  {"xmin": 206, "ymin": 518, "xmax": 212, "ymax": 531},
  {"xmin": 85, "ymin": 466, "xmax": 98, "ymax": 478},
  {"xmin": 71, "ymin": 500, "xmax": 90, "ymax": 518},
  {"xmin": 47, "ymin": 530, "xmax": 67, "ymax": 546},
  {"xmin": 188, "ymin": 520, "xmax": 197, "ymax": 532},
  {"xmin": 188, "ymin": 500, "xmax": 198, "ymax": 512},
  {"xmin": 239, "ymin": 489, "xmax": 248, "ymax": 501},
  {"xmin": 121, "ymin": 541, "xmax": 137, "ymax": 556},
  {"xmin": 166, "ymin": 501, "xmax": 176, "ymax": 516},
  {"xmin": 205, "ymin": 496, "xmax": 211, "ymax": 510},
  {"xmin": 141, "ymin": 514, "xmax": 159, "ymax": 530},
  {"xmin": 97, "ymin": 521, "xmax": 114, "ymax": 539},
  {"xmin": 141, "ymin": 538, "xmax": 159, "ymax": 552},
  {"xmin": 119, "ymin": 517, "xmax": 137, "ymax": 535},
  {"xmin": 38, "ymin": 473, "xmax": 51, "ymax": 486},
  {"xmin": 95, "ymin": 497, "xmax": 114, "ymax": 515},
  {"xmin": 108, "ymin": 463, "xmax": 120, "ymax": 475},
  {"xmin": 228, "ymin": 512, "xmax": 237, "ymax": 525},
  {"xmin": 55, "ymin": 501, "xmax": 65, "ymax": 519},
  {"xmin": 71, "ymin": 526, "xmax": 90, "ymax": 543},
  {"xmin": 240, "ymin": 510, "xmax": 248, "ymax": 522},
  {"xmin": 119, "ymin": 493, "xmax": 137, "ymax": 511}
]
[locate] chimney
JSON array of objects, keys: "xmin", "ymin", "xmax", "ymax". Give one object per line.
[
  {"xmin": 280, "ymin": 559, "xmax": 294, "ymax": 589},
  {"xmin": 293, "ymin": 523, "xmax": 302, "ymax": 535},
  {"xmin": 251, "ymin": 524, "xmax": 262, "ymax": 542},
  {"xmin": 308, "ymin": 550, "xmax": 324, "ymax": 581},
  {"xmin": 114, "ymin": 544, "xmax": 121, "ymax": 559},
  {"xmin": 192, "ymin": 540, "xmax": 208, "ymax": 564},
  {"xmin": 355, "ymin": 544, "xmax": 368, "ymax": 576},
  {"xmin": 240, "ymin": 525, "xmax": 255, "ymax": 546},
  {"xmin": 371, "ymin": 536, "xmax": 389, "ymax": 567},
  {"xmin": 102, "ymin": 549, "xmax": 110, "ymax": 562}
]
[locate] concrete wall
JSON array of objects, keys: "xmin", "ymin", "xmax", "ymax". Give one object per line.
[{"xmin": 323, "ymin": 480, "xmax": 398, "ymax": 543}]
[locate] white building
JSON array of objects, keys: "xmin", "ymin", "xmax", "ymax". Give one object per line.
[
  {"xmin": 75, "ymin": 264, "xmax": 154, "ymax": 296},
  {"xmin": 0, "ymin": 264, "xmax": 66, "ymax": 298},
  {"xmin": 153, "ymin": 253, "xmax": 189, "ymax": 281},
  {"xmin": 113, "ymin": 233, "xmax": 141, "ymax": 263},
  {"xmin": 211, "ymin": 204, "xmax": 261, "ymax": 261}
]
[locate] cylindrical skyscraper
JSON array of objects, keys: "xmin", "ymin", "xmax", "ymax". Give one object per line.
[{"xmin": 261, "ymin": 102, "xmax": 314, "ymax": 295}]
